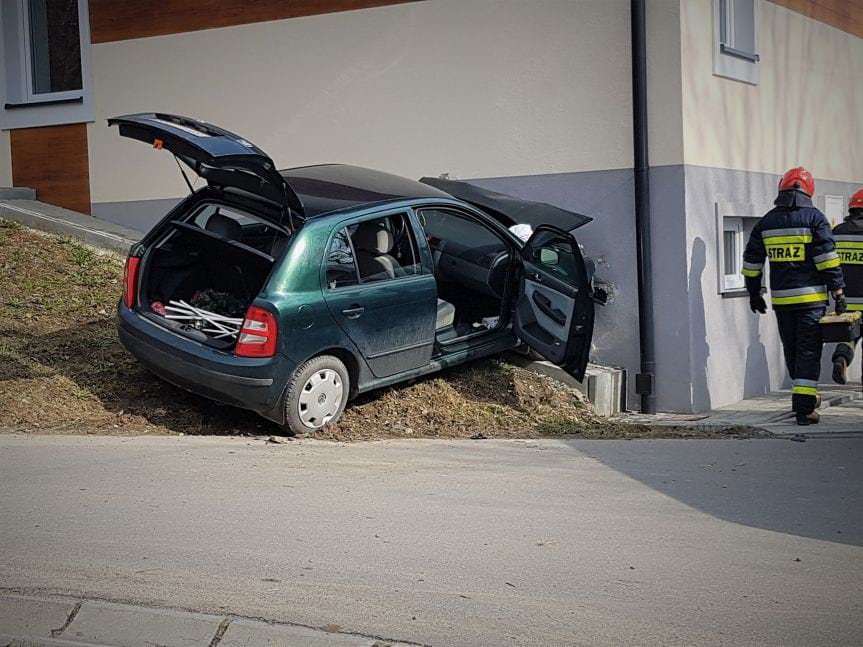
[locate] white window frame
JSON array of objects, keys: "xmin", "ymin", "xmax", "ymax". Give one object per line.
[
  {"xmin": 722, "ymin": 216, "xmax": 745, "ymax": 292},
  {"xmin": 713, "ymin": 0, "xmax": 759, "ymax": 85},
  {"xmin": 0, "ymin": 0, "xmax": 93, "ymax": 129},
  {"xmin": 17, "ymin": 0, "xmax": 85, "ymax": 104}
]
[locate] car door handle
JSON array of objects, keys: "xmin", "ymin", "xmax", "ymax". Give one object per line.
[
  {"xmin": 529, "ymin": 272, "xmax": 542, "ymax": 282},
  {"xmin": 532, "ymin": 292, "xmax": 566, "ymax": 326},
  {"xmin": 341, "ymin": 305, "xmax": 365, "ymax": 319}
]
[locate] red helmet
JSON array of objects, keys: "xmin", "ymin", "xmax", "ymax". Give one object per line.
[
  {"xmin": 850, "ymin": 188, "xmax": 863, "ymax": 211},
  {"xmin": 778, "ymin": 167, "xmax": 815, "ymax": 196}
]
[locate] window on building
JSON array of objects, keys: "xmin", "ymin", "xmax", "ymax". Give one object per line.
[
  {"xmin": 823, "ymin": 195, "xmax": 845, "ymax": 227},
  {"xmin": 0, "ymin": 0, "xmax": 92, "ymax": 128},
  {"xmin": 713, "ymin": 0, "xmax": 759, "ymax": 85},
  {"xmin": 26, "ymin": 0, "xmax": 83, "ymax": 96},
  {"xmin": 722, "ymin": 217, "xmax": 745, "ymax": 292}
]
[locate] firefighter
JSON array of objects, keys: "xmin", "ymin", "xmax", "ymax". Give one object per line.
[
  {"xmin": 743, "ymin": 167, "xmax": 845, "ymax": 426},
  {"xmin": 831, "ymin": 188, "xmax": 863, "ymax": 386}
]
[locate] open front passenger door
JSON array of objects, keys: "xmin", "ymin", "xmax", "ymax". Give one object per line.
[{"xmin": 514, "ymin": 226, "xmax": 595, "ymax": 381}]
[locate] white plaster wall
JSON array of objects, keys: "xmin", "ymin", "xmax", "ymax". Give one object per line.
[
  {"xmin": 0, "ymin": 129, "xmax": 11, "ymax": 186},
  {"xmin": 88, "ymin": 0, "xmax": 636, "ymax": 205},
  {"xmin": 681, "ymin": 0, "xmax": 863, "ymax": 184},
  {"xmin": 646, "ymin": 0, "xmax": 684, "ymax": 167}
]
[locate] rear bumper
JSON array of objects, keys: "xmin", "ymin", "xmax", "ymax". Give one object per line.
[{"xmin": 117, "ymin": 304, "xmax": 293, "ymax": 423}]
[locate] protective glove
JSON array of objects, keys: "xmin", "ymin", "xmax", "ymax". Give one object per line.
[
  {"xmin": 834, "ymin": 293, "xmax": 847, "ymax": 315},
  {"xmin": 749, "ymin": 294, "xmax": 767, "ymax": 314}
]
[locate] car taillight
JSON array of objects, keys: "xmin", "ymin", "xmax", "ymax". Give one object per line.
[
  {"xmin": 123, "ymin": 256, "xmax": 140, "ymax": 308},
  {"xmin": 235, "ymin": 306, "xmax": 278, "ymax": 358}
]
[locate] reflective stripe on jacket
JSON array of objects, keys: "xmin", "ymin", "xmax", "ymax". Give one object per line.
[{"xmin": 743, "ymin": 191, "xmax": 844, "ymax": 309}]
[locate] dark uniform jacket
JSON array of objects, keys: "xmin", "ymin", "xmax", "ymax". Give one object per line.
[
  {"xmin": 833, "ymin": 211, "xmax": 863, "ymax": 312},
  {"xmin": 743, "ymin": 191, "xmax": 844, "ymax": 309}
]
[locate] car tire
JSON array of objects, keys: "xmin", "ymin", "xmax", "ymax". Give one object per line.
[{"xmin": 282, "ymin": 355, "xmax": 349, "ymax": 435}]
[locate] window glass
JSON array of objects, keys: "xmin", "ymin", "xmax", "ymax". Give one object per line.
[
  {"xmin": 419, "ymin": 209, "xmax": 504, "ymax": 254},
  {"xmin": 348, "ymin": 213, "xmax": 421, "ymax": 284},
  {"xmin": 326, "ymin": 213, "xmax": 421, "ymax": 287},
  {"xmin": 528, "ymin": 230, "xmax": 582, "ymax": 284},
  {"xmin": 27, "ymin": 0, "xmax": 82, "ymax": 95},
  {"xmin": 722, "ymin": 217, "xmax": 744, "ymax": 291},
  {"xmin": 191, "ymin": 204, "xmax": 256, "ymax": 229},
  {"xmin": 326, "ymin": 226, "xmax": 360, "ymax": 289},
  {"xmin": 723, "ymin": 230, "xmax": 737, "ymax": 276}
]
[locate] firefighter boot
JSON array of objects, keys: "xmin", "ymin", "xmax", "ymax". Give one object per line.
[
  {"xmin": 796, "ymin": 411, "xmax": 821, "ymax": 426},
  {"xmin": 833, "ymin": 356, "xmax": 848, "ymax": 385},
  {"xmin": 798, "ymin": 395, "xmax": 823, "ymax": 411}
]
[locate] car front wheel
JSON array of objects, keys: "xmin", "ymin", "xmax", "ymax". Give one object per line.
[{"xmin": 282, "ymin": 355, "xmax": 349, "ymax": 434}]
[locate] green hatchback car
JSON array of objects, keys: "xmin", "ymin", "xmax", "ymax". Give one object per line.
[{"xmin": 113, "ymin": 114, "xmax": 596, "ymax": 434}]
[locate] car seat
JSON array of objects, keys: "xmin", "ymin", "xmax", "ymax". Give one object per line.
[
  {"xmin": 436, "ymin": 298, "xmax": 455, "ymax": 331},
  {"xmin": 353, "ymin": 220, "xmax": 401, "ymax": 281},
  {"xmin": 205, "ymin": 212, "xmax": 242, "ymax": 240},
  {"xmin": 203, "ymin": 212, "xmax": 248, "ymax": 298}
]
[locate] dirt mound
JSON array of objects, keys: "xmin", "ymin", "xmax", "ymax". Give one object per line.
[{"xmin": 322, "ymin": 359, "xmax": 596, "ymax": 440}]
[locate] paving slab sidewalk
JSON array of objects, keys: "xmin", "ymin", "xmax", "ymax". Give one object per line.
[
  {"xmin": 0, "ymin": 594, "xmax": 412, "ymax": 647},
  {"xmin": 618, "ymin": 383, "xmax": 862, "ymax": 437}
]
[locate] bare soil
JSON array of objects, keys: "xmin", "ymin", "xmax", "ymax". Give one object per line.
[{"xmin": 0, "ymin": 221, "xmax": 744, "ymax": 440}]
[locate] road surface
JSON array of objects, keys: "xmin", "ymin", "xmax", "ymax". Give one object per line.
[{"xmin": 1, "ymin": 434, "xmax": 861, "ymax": 646}]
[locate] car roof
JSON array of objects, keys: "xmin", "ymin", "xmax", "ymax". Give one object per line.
[{"xmin": 279, "ymin": 164, "xmax": 451, "ymax": 218}]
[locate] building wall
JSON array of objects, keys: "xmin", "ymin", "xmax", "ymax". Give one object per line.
[
  {"xmin": 682, "ymin": 166, "xmax": 862, "ymax": 411},
  {"xmin": 87, "ymin": 0, "xmax": 635, "ymax": 211},
  {"xmin": 646, "ymin": 0, "xmax": 684, "ymax": 168},
  {"xmin": 84, "ymin": 0, "xmax": 680, "ymax": 407},
  {"xmin": 681, "ymin": 0, "xmax": 863, "ymax": 182},
  {"xmin": 666, "ymin": 0, "xmax": 863, "ymax": 411},
  {"xmin": 10, "ymin": 124, "xmax": 91, "ymax": 213},
  {"xmin": 88, "ymin": 0, "xmax": 415, "ymax": 43},
  {"xmin": 0, "ymin": 129, "xmax": 11, "ymax": 187}
]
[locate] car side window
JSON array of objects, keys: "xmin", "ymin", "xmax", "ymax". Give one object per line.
[
  {"xmin": 528, "ymin": 229, "xmax": 581, "ymax": 284},
  {"xmin": 348, "ymin": 213, "xmax": 421, "ymax": 284},
  {"xmin": 418, "ymin": 208, "xmax": 504, "ymax": 254},
  {"xmin": 326, "ymin": 226, "xmax": 360, "ymax": 289}
]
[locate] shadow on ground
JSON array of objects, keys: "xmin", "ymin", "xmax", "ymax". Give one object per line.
[{"xmin": 565, "ymin": 438, "xmax": 863, "ymax": 547}]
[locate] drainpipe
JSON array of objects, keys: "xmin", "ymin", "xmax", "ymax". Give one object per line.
[{"xmin": 631, "ymin": 0, "xmax": 657, "ymax": 414}]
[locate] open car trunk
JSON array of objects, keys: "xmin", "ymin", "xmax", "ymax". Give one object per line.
[{"xmin": 140, "ymin": 206, "xmax": 289, "ymax": 349}]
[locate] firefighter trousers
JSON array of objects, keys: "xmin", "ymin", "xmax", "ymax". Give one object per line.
[{"xmin": 775, "ymin": 306, "xmax": 826, "ymax": 414}]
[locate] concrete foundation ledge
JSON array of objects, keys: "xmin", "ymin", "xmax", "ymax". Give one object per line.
[
  {"xmin": 0, "ymin": 187, "xmax": 37, "ymax": 200},
  {"xmin": 0, "ymin": 200, "xmax": 140, "ymax": 255},
  {"xmin": 0, "ymin": 593, "xmax": 414, "ymax": 647}
]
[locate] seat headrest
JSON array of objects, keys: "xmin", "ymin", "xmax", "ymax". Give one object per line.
[
  {"xmin": 205, "ymin": 213, "xmax": 242, "ymax": 240},
  {"xmin": 353, "ymin": 220, "xmax": 393, "ymax": 254}
]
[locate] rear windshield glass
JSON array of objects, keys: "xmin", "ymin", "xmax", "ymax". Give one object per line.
[{"xmin": 186, "ymin": 203, "xmax": 288, "ymax": 258}]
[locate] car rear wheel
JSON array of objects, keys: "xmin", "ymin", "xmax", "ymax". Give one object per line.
[{"xmin": 282, "ymin": 355, "xmax": 348, "ymax": 434}]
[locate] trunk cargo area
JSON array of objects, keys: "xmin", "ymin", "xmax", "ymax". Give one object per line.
[{"xmin": 140, "ymin": 208, "xmax": 288, "ymax": 349}]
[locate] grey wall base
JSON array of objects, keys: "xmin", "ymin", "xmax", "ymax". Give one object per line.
[
  {"xmin": 0, "ymin": 187, "xmax": 36, "ymax": 200},
  {"xmin": 92, "ymin": 197, "xmax": 183, "ymax": 234},
  {"xmin": 0, "ymin": 199, "xmax": 140, "ymax": 254}
]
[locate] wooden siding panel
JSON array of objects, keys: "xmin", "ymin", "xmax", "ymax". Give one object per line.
[
  {"xmin": 90, "ymin": 0, "xmax": 418, "ymax": 44},
  {"xmin": 11, "ymin": 124, "xmax": 91, "ymax": 214},
  {"xmin": 768, "ymin": 0, "xmax": 863, "ymax": 38}
]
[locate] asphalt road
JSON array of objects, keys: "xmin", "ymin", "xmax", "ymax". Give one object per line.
[{"xmin": 1, "ymin": 434, "xmax": 861, "ymax": 646}]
